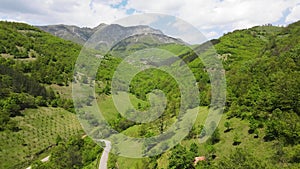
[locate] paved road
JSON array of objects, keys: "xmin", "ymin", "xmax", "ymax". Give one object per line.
[
  {"xmin": 98, "ymin": 140, "xmax": 112, "ymax": 169},
  {"xmin": 25, "ymin": 156, "xmax": 50, "ymax": 169},
  {"xmin": 40, "ymin": 156, "xmax": 50, "ymax": 162}
]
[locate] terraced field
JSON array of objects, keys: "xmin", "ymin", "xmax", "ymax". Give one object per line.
[{"xmin": 0, "ymin": 107, "xmax": 83, "ymax": 169}]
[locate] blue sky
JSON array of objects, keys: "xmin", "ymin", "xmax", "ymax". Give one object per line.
[{"xmin": 0, "ymin": 0, "xmax": 300, "ymax": 41}]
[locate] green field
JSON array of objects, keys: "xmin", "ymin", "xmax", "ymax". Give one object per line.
[
  {"xmin": 103, "ymin": 104, "xmax": 278, "ymax": 169},
  {"xmin": 98, "ymin": 92, "xmax": 150, "ymax": 123},
  {"xmin": 0, "ymin": 107, "xmax": 83, "ymax": 169}
]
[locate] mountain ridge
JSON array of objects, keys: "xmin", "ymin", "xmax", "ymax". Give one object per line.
[{"xmin": 36, "ymin": 23, "xmax": 165, "ymax": 45}]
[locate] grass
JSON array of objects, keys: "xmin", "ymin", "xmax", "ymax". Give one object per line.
[
  {"xmin": 114, "ymin": 156, "xmax": 150, "ymax": 169},
  {"xmin": 73, "ymin": 84, "xmax": 277, "ymax": 168},
  {"xmin": 107, "ymin": 104, "xmax": 277, "ymax": 168},
  {"xmin": 50, "ymin": 84, "xmax": 73, "ymax": 99},
  {"xmin": 52, "ymin": 84, "xmax": 278, "ymax": 169},
  {"xmin": 179, "ymin": 109, "xmax": 276, "ymax": 166},
  {"xmin": 60, "ymin": 81, "xmax": 278, "ymax": 169},
  {"xmin": 0, "ymin": 107, "xmax": 83, "ymax": 169},
  {"xmin": 104, "ymin": 106, "xmax": 208, "ymax": 168},
  {"xmin": 83, "ymin": 152, "xmax": 102, "ymax": 169},
  {"xmin": 98, "ymin": 92, "xmax": 150, "ymax": 124},
  {"xmin": 213, "ymin": 116, "xmax": 276, "ymax": 162},
  {"xmin": 158, "ymin": 43, "xmax": 191, "ymax": 55},
  {"xmin": 156, "ymin": 106, "xmax": 209, "ymax": 169}
]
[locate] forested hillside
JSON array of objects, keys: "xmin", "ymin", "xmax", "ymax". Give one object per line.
[
  {"xmin": 96, "ymin": 22, "xmax": 300, "ymax": 168},
  {"xmin": 0, "ymin": 21, "xmax": 81, "ymax": 85},
  {"xmin": 0, "ymin": 21, "xmax": 81, "ymax": 131},
  {"xmin": 223, "ymin": 22, "xmax": 300, "ymax": 145},
  {"xmin": 0, "ymin": 20, "xmax": 299, "ymax": 169},
  {"xmin": 166, "ymin": 21, "xmax": 300, "ymax": 169},
  {"xmin": 0, "ymin": 21, "xmax": 101, "ymax": 169}
]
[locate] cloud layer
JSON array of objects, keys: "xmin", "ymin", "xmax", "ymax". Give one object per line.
[{"xmin": 0, "ymin": 0, "xmax": 299, "ymax": 39}]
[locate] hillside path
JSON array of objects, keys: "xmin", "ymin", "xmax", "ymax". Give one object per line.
[{"xmin": 98, "ymin": 140, "xmax": 112, "ymax": 169}]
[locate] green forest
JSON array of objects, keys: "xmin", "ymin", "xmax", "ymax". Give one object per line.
[
  {"xmin": 0, "ymin": 20, "xmax": 299, "ymax": 169},
  {"xmin": 0, "ymin": 21, "xmax": 100, "ymax": 169}
]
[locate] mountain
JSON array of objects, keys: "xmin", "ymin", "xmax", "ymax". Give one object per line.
[
  {"xmin": 37, "ymin": 23, "xmax": 185, "ymax": 53},
  {"xmin": 37, "ymin": 24, "xmax": 95, "ymax": 44},
  {"xmin": 109, "ymin": 33, "xmax": 186, "ymax": 57},
  {"xmin": 86, "ymin": 24, "xmax": 166, "ymax": 52},
  {"xmin": 37, "ymin": 23, "xmax": 163, "ymax": 45}
]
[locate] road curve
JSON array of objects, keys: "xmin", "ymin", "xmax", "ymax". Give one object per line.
[{"xmin": 98, "ymin": 140, "xmax": 112, "ymax": 169}]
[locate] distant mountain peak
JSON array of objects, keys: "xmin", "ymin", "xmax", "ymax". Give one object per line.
[
  {"xmin": 93, "ymin": 23, "xmax": 108, "ymax": 30},
  {"xmin": 37, "ymin": 23, "xmax": 164, "ymax": 46},
  {"xmin": 37, "ymin": 24, "xmax": 93, "ymax": 44}
]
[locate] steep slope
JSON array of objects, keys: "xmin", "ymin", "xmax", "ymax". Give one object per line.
[
  {"xmin": 87, "ymin": 24, "xmax": 164, "ymax": 52},
  {"xmin": 109, "ymin": 33, "xmax": 186, "ymax": 57},
  {"xmin": 37, "ymin": 24, "xmax": 95, "ymax": 44},
  {"xmin": 225, "ymin": 21, "xmax": 300, "ymax": 138},
  {"xmin": 0, "ymin": 21, "xmax": 102, "ymax": 169},
  {"xmin": 37, "ymin": 23, "xmax": 163, "ymax": 46},
  {"xmin": 218, "ymin": 23, "xmax": 300, "ymax": 118},
  {"xmin": 37, "ymin": 23, "xmax": 186, "ymax": 55},
  {"xmin": 0, "ymin": 21, "xmax": 82, "ymax": 85},
  {"xmin": 102, "ymin": 22, "xmax": 300, "ymax": 169}
]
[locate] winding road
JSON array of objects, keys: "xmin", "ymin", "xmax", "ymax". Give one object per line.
[{"xmin": 98, "ymin": 140, "xmax": 112, "ymax": 169}]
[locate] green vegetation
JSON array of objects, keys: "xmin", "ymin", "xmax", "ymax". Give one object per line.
[
  {"xmin": 0, "ymin": 21, "xmax": 81, "ymax": 85},
  {"xmin": 109, "ymin": 33, "xmax": 185, "ymax": 58},
  {"xmin": 104, "ymin": 22, "xmax": 300, "ymax": 168},
  {"xmin": 0, "ymin": 21, "xmax": 101, "ymax": 169},
  {"xmin": 0, "ymin": 20, "xmax": 300, "ymax": 169},
  {"xmin": 31, "ymin": 136, "xmax": 102, "ymax": 169},
  {"xmin": 0, "ymin": 107, "xmax": 82, "ymax": 169}
]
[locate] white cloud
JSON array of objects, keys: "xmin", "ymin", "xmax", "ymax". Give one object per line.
[
  {"xmin": 286, "ymin": 4, "xmax": 300, "ymax": 23},
  {"xmin": 204, "ymin": 31, "xmax": 219, "ymax": 39},
  {"xmin": 126, "ymin": 0, "xmax": 185, "ymax": 14},
  {"xmin": 171, "ymin": 18, "xmax": 191, "ymax": 32},
  {"xmin": 165, "ymin": 17, "xmax": 207, "ymax": 44},
  {"xmin": 0, "ymin": 0, "xmax": 129, "ymax": 27},
  {"xmin": 127, "ymin": 0, "xmax": 299, "ymax": 38},
  {"xmin": 116, "ymin": 14, "xmax": 160, "ymax": 26},
  {"xmin": 0, "ymin": 0, "xmax": 299, "ymax": 40}
]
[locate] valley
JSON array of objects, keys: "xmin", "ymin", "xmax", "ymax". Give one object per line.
[{"xmin": 0, "ymin": 20, "xmax": 299, "ymax": 169}]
